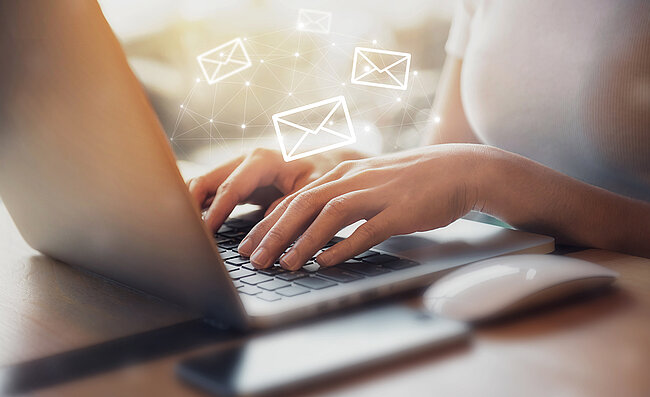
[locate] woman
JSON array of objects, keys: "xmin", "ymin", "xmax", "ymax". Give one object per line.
[
  {"xmin": 189, "ymin": 0, "xmax": 650, "ymax": 268},
  {"xmin": 2, "ymin": 1, "xmax": 647, "ymax": 268}
]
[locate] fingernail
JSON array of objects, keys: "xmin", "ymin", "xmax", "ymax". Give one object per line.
[
  {"xmin": 250, "ymin": 247, "xmax": 269, "ymax": 268},
  {"xmin": 238, "ymin": 237, "xmax": 253, "ymax": 256},
  {"xmin": 280, "ymin": 249, "xmax": 298, "ymax": 270}
]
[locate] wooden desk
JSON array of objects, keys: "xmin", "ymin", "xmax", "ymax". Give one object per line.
[{"xmin": 0, "ymin": 201, "xmax": 648, "ymax": 397}]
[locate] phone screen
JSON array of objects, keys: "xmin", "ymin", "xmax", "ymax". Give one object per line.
[{"xmin": 177, "ymin": 305, "xmax": 468, "ymax": 396}]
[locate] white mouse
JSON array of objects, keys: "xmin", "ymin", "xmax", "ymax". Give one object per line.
[{"xmin": 424, "ymin": 254, "xmax": 618, "ymax": 322}]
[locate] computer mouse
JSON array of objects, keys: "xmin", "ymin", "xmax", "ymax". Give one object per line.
[{"xmin": 423, "ymin": 254, "xmax": 618, "ymax": 322}]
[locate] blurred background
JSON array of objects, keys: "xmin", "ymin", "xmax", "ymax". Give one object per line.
[{"xmin": 99, "ymin": 0, "xmax": 455, "ymax": 167}]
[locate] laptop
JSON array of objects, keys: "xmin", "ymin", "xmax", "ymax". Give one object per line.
[{"xmin": 0, "ymin": 108, "xmax": 554, "ymax": 330}]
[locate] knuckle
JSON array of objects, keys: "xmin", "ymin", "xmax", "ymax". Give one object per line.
[
  {"xmin": 251, "ymin": 147, "xmax": 271, "ymax": 157},
  {"xmin": 357, "ymin": 221, "xmax": 381, "ymax": 241},
  {"xmin": 322, "ymin": 196, "xmax": 351, "ymax": 218},
  {"xmin": 335, "ymin": 237, "xmax": 355, "ymax": 255},
  {"xmin": 190, "ymin": 176, "xmax": 206, "ymax": 192},
  {"xmin": 335, "ymin": 160, "xmax": 355, "ymax": 173},
  {"xmin": 352, "ymin": 168, "xmax": 380, "ymax": 180},
  {"xmin": 297, "ymin": 231, "xmax": 319, "ymax": 247},
  {"xmin": 216, "ymin": 181, "xmax": 237, "ymax": 201},
  {"xmin": 292, "ymin": 190, "xmax": 319, "ymax": 211},
  {"xmin": 264, "ymin": 227, "xmax": 286, "ymax": 244}
]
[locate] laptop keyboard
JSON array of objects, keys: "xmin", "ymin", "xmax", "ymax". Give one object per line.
[{"xmin": 216, "ymin": 218, "xmax": 421, "ymax": 302}]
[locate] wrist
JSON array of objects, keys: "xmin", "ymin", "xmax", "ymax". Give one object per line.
[{"xmin": 467, "ymin": 145, "xmax": 512, "ymax": 215}]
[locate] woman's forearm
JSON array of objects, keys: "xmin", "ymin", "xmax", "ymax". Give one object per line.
[{"xmin": 477, "ymin": 147, "xmax": 650, "ymax": 257}]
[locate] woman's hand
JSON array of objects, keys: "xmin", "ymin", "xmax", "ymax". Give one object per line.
[
  {"xmin": 186, "ymin": 148, "xmax": 365, "ymax": 232},
  {"xmin": 239, "ymin": 144, "xmax": 493, "ymax": 270}
]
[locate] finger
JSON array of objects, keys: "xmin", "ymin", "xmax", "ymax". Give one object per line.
[
  {"xmin": 239, "ymin": 161, "xmax": 359, "ymax": 258},
  {"xmin": 246, "ymin": 181, "xmax": 347, "ymax": 268},
  {"xmin": 315, "ymin": 208, "xmax": 398, "ymax": 267},
  {"xmin": 204, "ymin": 154, "xmax": 280, "ymax": 232},
  {"xmin": 280, "ymin": 190, "xmax": 382, "ymax": 270},
  {"xmin": 187, "ymin": 156, "xmax": 244, "ymax": 210}
]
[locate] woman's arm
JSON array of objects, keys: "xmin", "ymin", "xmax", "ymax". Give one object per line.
[
  {"xmin": 480, "ymin": 148, "xmax": 650, "ymax": 257},
  {"xmin": 238, "ymin": 144, "xmax": 650, "ymax": 271}
]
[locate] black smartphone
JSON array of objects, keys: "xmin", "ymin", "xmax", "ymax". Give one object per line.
[{"xmin": 177, "ymin": 305, "xmax": 469, "ymax": 396}]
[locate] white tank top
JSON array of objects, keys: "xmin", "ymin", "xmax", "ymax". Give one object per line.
[{"xmin": 446, "ymin": 0, "xmax": 650, "ymax": 201}]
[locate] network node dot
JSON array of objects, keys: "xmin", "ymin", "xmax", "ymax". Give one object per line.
[
  {"xmin": 180, "ymin": 104, "xmax": 184, "ymax": 108},
  {"xmin": 396, "ymin": 97, "xmax": 402, "ymax": 102},
  {"xmin": 260, "ymin": 59, "xmax": 264, "ymax": 63},
  {"xmin": 241, "ymin": 124, "xmax": 246, "ymax": 129},
  {"xmin": 434, "ymin": 116, "xmax": 441, "ymax": 124},
  {"xmin": 288, "ymin": 92, "xmax": 292, "ymax": 96},
  {"xmin": 372, "ymin": 39, "xmax": 377, "ymax": 44},
  {"xmin": 209, "ymin": 119, "xmax": 213, "ymax": 123},
  {"xmin": 245, "ymin": 81, "xmax": 250, "ymax": 86},
  {"xmin": 294, "ymin": 52, "xmax": 300, "ymax": 57},
  {"xmin": 341, "ymin": 82, "xmax": 346, "ymax": 86},
  {"xmin": 413, "ymin": 70, "xmax": 418, "ymax": 76},
  {"xmin": 195, "ymin": 78, "xmax": 201, "ymax": 82},
  {"xmin": 364, "ymin": 125, "xmax": 371, "ymax": 132}
]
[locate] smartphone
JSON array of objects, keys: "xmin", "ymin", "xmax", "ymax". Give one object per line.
[{"xmin": 177, "ymin": 305, "xmax": 469, "ymax": 396}]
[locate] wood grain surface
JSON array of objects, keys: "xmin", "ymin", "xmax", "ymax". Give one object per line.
[{"xmin": 0, "ymin": 200, "xmax": 648, "ymax": 397}]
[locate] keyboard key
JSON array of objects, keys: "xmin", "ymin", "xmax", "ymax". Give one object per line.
[
  {"xmin": 217, "ymin": 225, "xmax": 234, "ymax": 234},
  {"xmin": 338, "ymin": 261, "xmax": 390, "ymax": 276},
  {"xmin": 316, "ymin": 267, "xmax": 363, "ymax": 283},
  {"xmin": 224, "ymin": 263, "xmax": 238, "ymax": 272},
  {"xmin": 225, "ymin": 219, "xmax": 255, "ymax": 231},
  {"xmin": 226, "ymin": 257, "xmax": 250, "ymax": 266},
  {"xmin": 233, "ymin": 280, "xmax": 244, "ymax": 288},
  {"xmin": 256, "ymin": 291, "xmax": 282, "ymax": 302},
  {"xmin": 258, "ymin": 266, "xmax": 286, "ymax": 276},
  {"xmin": 217, "ymin": 247, "xmax": 227, "ymax": 253},
  {"xmin": 277, "ymin": 270, "xmax": 309, "ymax": 281},
  {"xmin": 257, "ymin": 279, "xmax": 291, "ymax": 291},
  {"xmin": 220, "ymin": 240, "xmax": 240, "ymax": 249},
  {"xmin": 302, "ymin": 262, "xmax": 320, "ymax": 272},
  {"xmin": 229, "ymin": 269, "xmax": 254, "ymax": 279},
  {"xmin": 276, "ymin": 285, "xmax": 310, "ymax": 297},
  {"xmin": 354, "ymin": 250, "xmax": 380, "ymax": 259},
  {"xmin": 363, "ymin": 254, "xmax": 399, "ymax": 264},
  {"xmin": 383, "ymin": 259, "xmax": 420, "ymax": 270},
  {"xmin": 220, "ymin": 251, "xmax": 241, "ymax": 260},
  {"xmin": 295, "ymin": 276, "xmax": 337, "ymax": 290},
  {"xmin": 215, "ymin": 236, "xmax": 232, "ymax": 244},
  {"xmin": 222, "ymin": 230, "xmax": 247, "ymax": 239},
  {"xmin": 241, "ymin": 274, "xmax": 273, "ymax": 285},
  {"xmin": 241, "ymin": 263, "xmax": 256, "ymax": 270},
  {"xmin": 238, "ymin": 285, "xmax": 262, "ymax": 295}
]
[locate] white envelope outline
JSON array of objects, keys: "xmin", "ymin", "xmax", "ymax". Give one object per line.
[
  {"xmin": 272, "ymin": 96, "xmax": 356, "ymax": 162},
  {"xmin": 196, "ymin": 38, "xmax": 252, "ymax": 85},
  {"xmin": 297, "ymin": 9, "xmax": 332, "ymax": 34},
  {"xmin": 351, "ymin": 47, "xmax": 412, "ymax": 90}
]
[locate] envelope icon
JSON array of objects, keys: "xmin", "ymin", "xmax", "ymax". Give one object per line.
[
  {"xmin": 297, "ymin": 9, "xmax": 332, "ymax": 34},
  {"xmin": 351, "ymin": 47, "xmax": 412, "ymax": 90},
  {"xmin": 197, "ymin": 38, "xmax": 252, "ymax": 85},
  {"xmin": 272, "ymin": 96, "xmax": 356, "ymax": 162}
]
